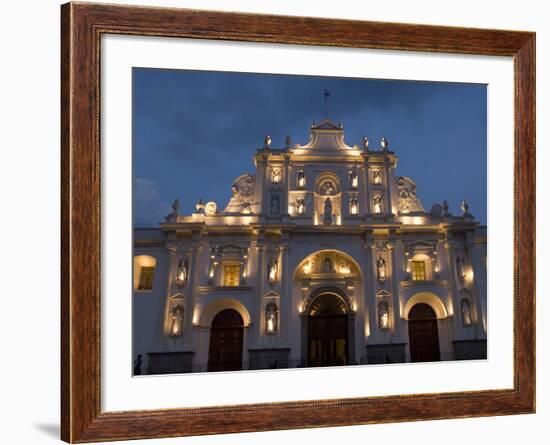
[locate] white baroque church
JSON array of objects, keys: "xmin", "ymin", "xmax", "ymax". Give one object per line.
[{"xmin": 133, "ymin": 119, "xmax": 487, "ymax": 375}]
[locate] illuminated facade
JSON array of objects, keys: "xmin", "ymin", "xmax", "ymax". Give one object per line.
[{"xmin": 133, "ymin": 120, "xmax": 487, "ymax": 374}]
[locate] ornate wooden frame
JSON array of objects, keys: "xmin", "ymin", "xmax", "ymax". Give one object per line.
[{"xmin": 61, "ymin": 2, "xmax": 535, "ymax": 442}]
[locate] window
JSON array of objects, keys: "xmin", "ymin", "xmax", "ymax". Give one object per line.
[
  {"xmin": 223, "ymin": 264, "xmax": 241, "ymax": 287},
  {"xmin": 138, "ymin": 266, "xmax": 155, "ymax": 290},
  {"xmin": 411, "ymin": 261, "xmax": 426, "ymax": 281},
  {"xmin": 134, "ymin": 255, "xmax": 157, "ymax": 291}
]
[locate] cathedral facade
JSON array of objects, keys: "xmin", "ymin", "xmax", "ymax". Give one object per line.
[{"xmin": 133, "ymin": 119, "xmax": 487, "ymax": 375}]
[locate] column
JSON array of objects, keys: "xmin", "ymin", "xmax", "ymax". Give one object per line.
[
  {"xmin": 444, "ymin": 241, "xmax": 462, "ymax": 336},
  {"xmin": 252, "ymin": 231, "xmax": 267, "ymax": 342},
  {"xmin": 363, "ymin": 232, "xmax": 377, "ymax": 342},
  {"xmin": 279, "ymin": 233, "xmax": 290, "ymax": 341},
  {"xmin": 183, "ymin": 232, "xmax": 202, "ymax": 346},
  {"xmin": 467, "ymin": 238, "xmax": 486, "ymax": 338},
  {"xmin": 389, "ymin": 240, "xmax": 405, "ymax": 339}
]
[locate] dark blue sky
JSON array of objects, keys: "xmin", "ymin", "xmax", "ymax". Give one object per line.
[{"xmin": 133, "ymin": 68, "xmax": 487, "ymax": 226}]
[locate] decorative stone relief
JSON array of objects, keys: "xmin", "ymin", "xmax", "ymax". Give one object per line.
[
  {"xmin": 223, "ymin": 173, "xmax": 256, "ymax": 214},
  {"xmin": 396, "ymin": 176, "xmax": 425, "ymax": 213}
]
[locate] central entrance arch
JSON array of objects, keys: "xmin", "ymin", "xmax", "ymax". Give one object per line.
[
  {"xmin": 408, "ymin": 303, "xmax": 441, "ymax": 362},
  {"xmin": 307, "ymin": 293, "xmax": 349, "ymax": 366},
  {"xmin": 300, "ymin": 286, "xmax": 355, "ymax": 367},
  {"xmin": 207, "ymin": 309, "xmax": 244, "ymax": 372}
]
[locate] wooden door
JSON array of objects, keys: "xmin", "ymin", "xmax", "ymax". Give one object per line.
[
  {"xmin": 308, "ymin": 315, "xmax": 348, "ymax": 366},
  {"xmin": 207, "ymin": 309, "xmax": 244, "ymax": 372},
  {"xmin": 408, "ymin": 303, "xmax": 440, "ymax": 362},
  {"xmin": 307, "ymin": 294, "xmax": 349, "ymax": 367}
]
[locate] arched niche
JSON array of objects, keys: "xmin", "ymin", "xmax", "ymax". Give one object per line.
[
  {"xmin": 403, "ymin": 292, "xmax": 448, "ymax": 320},
  {"xmin": 293, "ymin": 249, "xmax": 362, "ymax": 282},
  {"xmin": 314, "ymin": 172, "xmax": 342, "ymax": 225}
]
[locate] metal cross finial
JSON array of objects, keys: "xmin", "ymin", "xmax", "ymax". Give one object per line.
[{"xmin": 323, "ymin": 89, "xmax": 331, "ymax": 118}]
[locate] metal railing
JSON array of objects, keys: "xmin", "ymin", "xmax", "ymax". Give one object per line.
[{"xmin": 139, "ymin": 350, "xmax": 485, "ymax": 375}]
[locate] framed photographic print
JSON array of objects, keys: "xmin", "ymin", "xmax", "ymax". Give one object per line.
[{"xmin": 61, "ymin": 2, "xmax": 535, "ymax": 442}]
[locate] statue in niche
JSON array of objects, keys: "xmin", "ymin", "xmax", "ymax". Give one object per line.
[
  {"xmin": 372, "ymin": 170, "xmax": 382, "ymax": 185},
  {"xmin": 297, "ymin": 171, "xmax": 305, "ymax": 188},
  {"xmin": 323, "ymin": 257, "xmax": 333, "ymax": 273},
  {"xmin": 268, "ymin": 259, "xmax": 278, "ymax": 283},
  {"xmin": 296, "ymin": 198, "xmax": 305, "ymax": 214},
  {"xmin": 170, "ymin": 305, "xmax": 185, "ymax": 337},
  {"xmin": 461, "ymin": 299, "xmax": 472, "ymax": 326},
  {"xmin": 265, "ymin": 303, "xmax": 278, "ymax": 334},
  {"xmin": 323, "ymin": 197, "xmax": 333, "ymax": 225},
  {"xmin": 378, "ymin": 302, "xmax": 389, "ymax": 330},
  {"xmin": 349, "ymin": 198, "xmax": 358, "ymax": 215},
  {"xmin": 271, "ymin": 168, "xmax": 282, "ymax": 183},
  {"xmin": 456, "ymin": 256, "xmax": 467, "ymax": 280},
  {"xmin": 349, "ymin": 171, "xmax": 358, "ymax": 189},
  {"xmin": 373, "ymin": 195, "xmax": 383, "ymax": 214},
  {"xmin": 270, "ymin": 195, "xmax": 280, "ymax": 215},
  {"xmin": 377, "ymin": 256, "xmax": 387, "ymax": 281},
  {"xmin": 176, "ymin": 259, "xmax": 189, "ymax": 285}
]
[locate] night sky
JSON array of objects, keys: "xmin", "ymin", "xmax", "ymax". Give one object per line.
[{"xmin": 133, "ymin": 68, "xmax": 487, "ymax": 227}]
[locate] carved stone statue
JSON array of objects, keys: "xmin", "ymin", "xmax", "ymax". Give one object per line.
[
  {"xmin": 323, "ymin": 257, "xmax": 333, "ymax": 273},
  {"xmin": 264, "ymin": 134, "xmax": 272, "ymax": 148},
  {"xmin": 377, "ymin": 256, "xmax": 387, "ymax": 281},
  {"xmin": 170, "ymin": 305, "xmax": 184, "ymax": 337},
  {"xmin": 461, "ymin": 200, "xmax": 473, "ymax": 218},
  {"xmin": 442, "ymin": 200, "xmax": 451, "ymax": 216},
  {"xmin": 172, "ymin": 199, "xmax": 180, "ymax": 215},
  {"xmin": 381, "ymin": 136, "xmax": 389, "ymax": 151},
  {"xmin": 176, "ymin": 259, "xmax": 189, "ymax": 285},
  {"xmin": 165, "ymin": 198, "xmax": 180, "ymax": 221},
  {"xmin": 265, "ymin": 304, "xmax": 278, "ymax": 334},
  {"xmin": 378, "ymin": 303, "xmax": 389, "ymax": 329},
  {"xmin": 297, "ymin": 171, "xmax": 305, "ymax": 188},
  {"xmin": 461, "ymin": 299, "xmax": 472, "ymax": 326},
  {"xmin": 372, "ymin": 170, "xmax": 382, "ymax": 185},
  {"xmin": 323, "ymin": 197, "xmax": 333, "ymax": 225},
  {"xmin": 268, "ymin": 259, "xmax": 278, "ymax": 283},
  {"xmin": 349, "ymin": 198, "xmax": 358, "ymax": 215},
  {"xmin": 349, "ymin": 171, "xmax": 358, "ymax": 189},
  {"xmin": 296, "ymin": 198, "xmax": 305, "ymax": 214},
  {"xmin": 373, "ymin": 195, "xmax": 383, "ymax": 214},
  {"xmin": 270, "ymin": 195, "xmax": 280, "ymax": 215},
  {"xmin": 363, "ymin": 136, "xmax": 369, "ymax": 150},
  {"xmin": 456, "ymin": 256, "xmax": 466, "ymax": 280}
]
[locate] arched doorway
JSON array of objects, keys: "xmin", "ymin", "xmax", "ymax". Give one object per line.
[
  {"xmin": 207, "ymin": 309, "xmax": 244, "ymax": 372},
  {"xmin": 408, "ymin": 303, "xmax": 440, "ymax": 362},
  {"xmin": 307, "ymin": 293, "xmax": 349, "ymax": 367}
]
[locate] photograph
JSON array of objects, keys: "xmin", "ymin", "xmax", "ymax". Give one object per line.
[{"xmin": 132, "ymin": 69, "xmax": 488, "ymax": 375}]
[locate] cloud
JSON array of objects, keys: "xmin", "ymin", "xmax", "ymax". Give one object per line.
[{"xmin": 133, "ymin": 177, "xmax": 169, "ymax": 227}]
